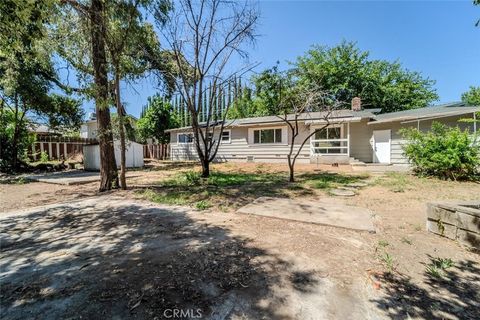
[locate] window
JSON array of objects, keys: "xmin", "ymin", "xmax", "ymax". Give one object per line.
[
  {"xmin": 253, "ymin": 128, "xmax": 282, "ymax": 144},
  {"xmin": 178, "ymin": 133, "xmax": 194, "ymax": 143},
  {"xmin": 311, "ymin": 125, "xmax": 347, "ymax": 154},
  {"xmin": 314, "ymin": 127, "xmax": 341, "ymax": 140},
  {"xmin": 206, "ymin": 130, "xmax": 231, "ymax": 143},
  {"xmin": 221, "ymin": 130, "xmax": 231, "ymax": 143}
]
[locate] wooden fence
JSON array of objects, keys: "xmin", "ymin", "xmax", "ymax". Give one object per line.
[
  {"xmin": 29, "ymin": 136, "xmax": 98, "ymax": 161},
  {"xmin": 143, "ymin": 144, "xmax": 170, "ymax": 160}
]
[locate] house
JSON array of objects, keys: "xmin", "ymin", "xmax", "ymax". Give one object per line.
[
  {"xmin": 166, "ymin": 100, "xmax": 478, "ymax": 166},
  {"xmin": 81, "ymin": 113, "xmax": 144, "ymax": 170}
]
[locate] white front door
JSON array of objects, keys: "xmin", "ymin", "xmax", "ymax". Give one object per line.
[{"xmin": 373, "ymin": 130, "xmax": 391, "ymax": 163}]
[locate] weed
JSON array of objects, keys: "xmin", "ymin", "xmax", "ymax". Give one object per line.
[
  {"xmin": 376, "ymin": 172, "xmax": 410, "ymax": 192},
  {"xmin": 426, "ymin": 257, "xmax": 454, "ymax": 278},
  {"xmin": 184, "ymin": 170, "xmax": 201, "ymax": 185},
  {"xmin": 40, "ymin": 151, "xmax": 49, "ymax": 163},
  {"xmin": 378, "ymin": 240, "xmax": 389, "ymax": 247},
  {"xmin": 195, "ymin": 200, "xmax": 211, "ymax": 211},
  {"xmin": 381, "ymin": 252, "xmax": 395, "ymax": 272},
  {"xmin": 401, "ymin": 237, "xmax": 413, "ymax": 245}
]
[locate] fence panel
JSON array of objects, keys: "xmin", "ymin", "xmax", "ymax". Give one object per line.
[
  {"xmin": 143, "ymin": 144, "xmax": 170, "ymax": 160},
  {"xmin": 28, "ymin": 136, "xmax": 98, "ymax": 161}
]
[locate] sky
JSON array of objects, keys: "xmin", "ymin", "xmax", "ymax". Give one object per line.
[{"xmin": 101, "ymin": 0, "xmax": 480, "ymax": 118}]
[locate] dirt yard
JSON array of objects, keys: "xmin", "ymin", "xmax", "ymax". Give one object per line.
[{"xmin": 1, "ymin": 161, "xmax": 479, "ymax": 319}]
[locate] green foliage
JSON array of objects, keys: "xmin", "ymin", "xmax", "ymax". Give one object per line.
[
  {"xmin": 0, "ymin": 109, "xmax": 35, "ymax": 172},
  {"xmin": 40, "ymin": 151, "xmax": 49, "ymax": 163},
  {"xmin": 304, "ymin": 172, "xmax": 369, "ymax": 190},
  {"xmin": 111, "ymin": 113, "xmax": 139, "ymax": 142},
  {"xmin": 426, "ymin": 257, "xmax": 454, "ymax": 278},
  {"xmin": 461, "ymin": 86, "xmax": 480, "ymax": 106},
  {"xmin": 293, "ymin": 41, "xmax": 438, "ymax": 113},
  {"xmin": 0, "ymin": 0, "xmax": 83, "ymax": 171},
  {"xmin": 226, "ymin": 87, "xmax": 270, "ymax": 119},
  {"xmin": 400, "ymin": 122, "xmax": 480, "ymax": 180},
  {"xmin": 195, "ymin": 200, "xmax": 211, "ymax": 211},
  {"xmin": 137, "ymin": 95, "xmax": 179, "ymax": 143}
]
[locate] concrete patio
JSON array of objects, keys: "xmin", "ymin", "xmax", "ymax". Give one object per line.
[{"xmin": 237, "ymin": 197, "xmax": 376, "ymax": 232}]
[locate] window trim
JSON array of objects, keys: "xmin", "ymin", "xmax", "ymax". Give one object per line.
[
  {"xmin": 207, "ymin": 129, "xmax": 231, "ymax": 144},
  {"xmin": 249, "ymin": 126, "xmax": 286, "ymax": 145},
  {"xmin": 177, "ymin": 132, "xmax": 194, "ymax": 144}
]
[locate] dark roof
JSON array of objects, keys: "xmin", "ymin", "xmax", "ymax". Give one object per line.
[{"xmin": 369, "ymin": 102, "xmax": 479, "ymax": 125}]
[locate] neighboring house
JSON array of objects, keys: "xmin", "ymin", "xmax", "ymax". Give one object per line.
[
  {"xmin": 81, "ymin": 113, "xmax": 144, "ymax": 170},
  {"xmin": 167, "ymin": 101, "xmax": 479, "ymax": 166}
]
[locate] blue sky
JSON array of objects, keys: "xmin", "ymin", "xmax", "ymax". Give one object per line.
[{"xmin": 105, "ymin": 0, "xmax": 480, "ymax": 118}]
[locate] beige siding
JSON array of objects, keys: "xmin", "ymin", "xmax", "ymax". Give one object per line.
[
  {"xmin": 349, "ymin": 120, "xmax": 373, "ymax": 162},
  {"xmin": 169, "ymin": 113, "xmax": 477, "ymax": 164},
  {"xmin": 170, "ymin": 124, "xmax": 312, "ymax": 163},
  {"xmin": 369, "ymin": 114, "xmax": 476, "ymax": 164}
]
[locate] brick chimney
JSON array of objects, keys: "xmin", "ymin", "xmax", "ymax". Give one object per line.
[{"xmin": 351, "ymin": 97, "xmax": 362, "ymax": 112}]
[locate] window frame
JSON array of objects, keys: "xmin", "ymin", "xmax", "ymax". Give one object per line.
[
  {"xmin": 206, "ymin": 129, "xmax": 231, "ymax": 144},
  {"xmin": 177, "ymin": 132, "xmax": 194, "ymax": 144},
  {"xmin": 250, "ymin": 127, "xmax": 285, "ymax": 145}
]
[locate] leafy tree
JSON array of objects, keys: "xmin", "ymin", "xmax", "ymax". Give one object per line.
[
  {"xmin": 293, "ymin": 41, "xmax": 438, "ymax": 113},
  {"xmin": 461, "ymin": 86, "xmax": 480, "ymax": 105},
  {"xmin": 400, "ymin": 122, "xmax": 479, "ymax": 180},
  {"xmin": 0, "ymin": 0, "xmax": 83, "ymax": 172},
  {"xmin": 137, "ymin": 95, "xmax": 179, "ymax": 144},
  {"xmin": 226, "ymin": 87, "xmax": 270, "ymax": 119},
  {"xmin": 254, "ymin": 66, "xmax": 341, "ymax": 182}
]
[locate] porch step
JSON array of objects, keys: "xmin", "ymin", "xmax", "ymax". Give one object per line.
[{"xmin": 349, "ymin": 157, "xmax": 366, "ymax": 166}]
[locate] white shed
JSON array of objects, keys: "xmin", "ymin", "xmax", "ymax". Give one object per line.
[{"xmin": 83, "ymin": 140, "xmax": 144, "ymax": 171}]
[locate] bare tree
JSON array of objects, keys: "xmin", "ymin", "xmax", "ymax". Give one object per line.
[
  {"xmin": 155, "ymin": 0, "xmax": 259, "ymax": 177},
  {"xmin": 276, "ymin": 87, "xmax": 342, "ymax": 182}
]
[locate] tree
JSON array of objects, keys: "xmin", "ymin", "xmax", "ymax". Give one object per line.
[
  {"xmin": 462, "ymin": 86, "xmax": 480, "ymax": 106},
  {"xmin": 137, "ymin": 95, "xmax": 179, "ymax": 144},
  {"xmin": 0, "ymin": 0, "xmax": 83, "ymax": 172},
  {"xmin": 156, "ymin": 0, "xmax": 259, "ymax": 177},
  {"xmin": 255, "ymin": 66, "xmax": 341, "ymax": 182},
  {"xmin": 57, "ymin": 0, "xmax": 119, "ymax": 191},
  {"xmin": 105, "ymin": 0, "xmax": 172, "ymax": 189},
  {"xmin": 293, "ymin": 41, "xmax": 438, "ymax": 113}
]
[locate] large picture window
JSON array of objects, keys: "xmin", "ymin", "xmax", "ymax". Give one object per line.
[
  {"xmin": 178, "ymin": 133, "xmax": 194, "ymax": 144},
  {"xmin": 253, "ymin": 128, "xmax": 282, "ymax": 144}
]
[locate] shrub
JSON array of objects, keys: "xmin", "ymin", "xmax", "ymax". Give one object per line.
[
  {"xmin": 400, "ymin": 122, "xmax": 479, "ymax": 180},
  {"xmin": 40, "ymin": 151, "xmax": 49, "ymax": 163}
]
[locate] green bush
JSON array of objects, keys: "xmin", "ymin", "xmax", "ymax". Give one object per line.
[
  {"xmin": 400, "ymin": 122, "xmax": 479, "ymax": 180},
  {"xmin": 40, "ymin": 151, "xmax": 49, "ymax": 163}
]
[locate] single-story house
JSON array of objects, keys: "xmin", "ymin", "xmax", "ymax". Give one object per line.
[{"xmin": 166, "ymin": 101, "xmax": 479, "ymax": 166}]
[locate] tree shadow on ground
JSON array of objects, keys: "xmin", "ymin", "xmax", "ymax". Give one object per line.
[
  {"xmin": 136, "ymin": 170, "xmax": 370, "ymax": 210},
  {"xmin": 0, "ymin": 197, "xmax": 321, "ymax": 319},
  {"xmin": 371, "ymin": 256, "xmax": 480, "ymax": 319}
]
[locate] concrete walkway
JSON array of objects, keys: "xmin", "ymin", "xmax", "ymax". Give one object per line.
[
  {"xmin": 237, "ymin": 197, "xmax": 376, "ymax": 232},
  {"xmin": 25, "ymin": 170, "xmax": 100, "ymax": 185}
]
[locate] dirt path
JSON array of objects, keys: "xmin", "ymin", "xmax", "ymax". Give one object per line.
[
  {"xmin": 1, "ymin": 163, "xmax": 479, "ymax": 319},
  {"xmin": 0, "ymin": 196, "xmax": 380, "ymax": 319}
]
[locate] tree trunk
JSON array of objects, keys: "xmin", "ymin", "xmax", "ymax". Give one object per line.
[
  {"xmin": 288, "ymin": 158, "xmax": 295, "ymax": 183},
  {"xmin": 91, "ymin": 0, "xmax": 118, "ymax": 191},
  {"xmin": 114, "ymin": 68, "xmax": 127, "ymax": 190},
  {"xmin": 201, "ymin": 158, "xmax": 210, "ymax": 178},
  {"xmin": 11, "ymin": 98, "xmax": 19, "ymax": 170}
]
